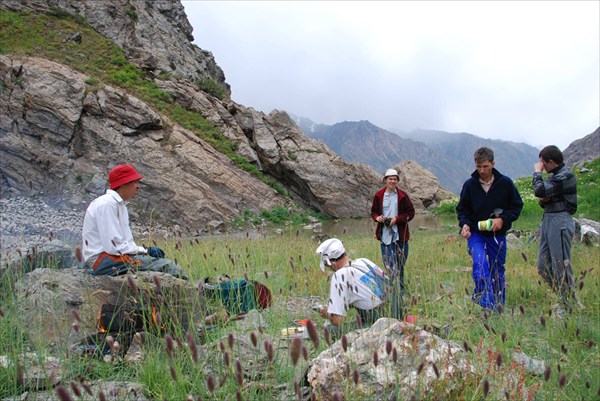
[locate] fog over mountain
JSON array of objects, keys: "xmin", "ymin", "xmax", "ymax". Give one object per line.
[{"xmin": 291, "ymin": 114, "xmax": 543, "ymax": 194}]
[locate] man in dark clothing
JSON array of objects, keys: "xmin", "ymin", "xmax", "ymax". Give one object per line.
[
  {"xmin": 533, "ymin": 145, "xmax": 577, "ymax": 316},
  {"xmin": 457, "ymin": 147, "xmax": 523, "ymax": 311}
]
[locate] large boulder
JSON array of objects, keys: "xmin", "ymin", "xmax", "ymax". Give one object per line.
[
  {"xmin": 394, "ymin": 160, "xmax": 456, "ymax": 209},
  {"xmin": 14, "ymin": 268, "xmax": 206, "ymax": 351},
  {"xmin": 307, "ymin": 318, "xmax": 472, "ymax": 400}
]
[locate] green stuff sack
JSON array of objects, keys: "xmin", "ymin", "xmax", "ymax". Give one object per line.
[{"xmin": 204, "ymin": 279, "xmax": 272, "ymax": 315}]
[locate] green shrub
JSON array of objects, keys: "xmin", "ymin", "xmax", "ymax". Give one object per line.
[{"xmin": 198, "ymin": 77, "xmax": 226, "ymax": 100}]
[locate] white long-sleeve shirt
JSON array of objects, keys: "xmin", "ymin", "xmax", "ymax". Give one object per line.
[{"xmin": 82, "ymin": 189, "xmax": 146, "ymax": 265}]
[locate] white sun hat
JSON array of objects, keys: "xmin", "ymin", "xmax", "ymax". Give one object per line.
[
  {"xmin": 384, "ymin": 168, "xmax": 399, "ymax": 179},
  {"xmin": 316, "ymin": 238, "xmax": 346, "ymax": 272}
]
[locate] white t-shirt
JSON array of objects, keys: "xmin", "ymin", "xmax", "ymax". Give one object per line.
[
  {"xmin": 82, "ymin": 189, "xmax": 146, "ymax": 265},
  {"xmin": 327, "ymin": 258, "xmax": 384, "ymax": 316}
]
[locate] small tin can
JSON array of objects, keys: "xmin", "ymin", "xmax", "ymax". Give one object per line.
[
  {"xmin": 281, "ymin": 327, "xmax": 305, "ymax": 337},
  {"xmin": 478, "ymin": 219, "xmax": 493, "ymax": 231}
]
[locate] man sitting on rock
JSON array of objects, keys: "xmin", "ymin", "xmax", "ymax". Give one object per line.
[
  {"xmin": 316, "ymin": 238, "xmax": 400, "ymax": 337},
  {"xmin": 82, "ymin": 164, "xmax": 188, "ymax": 280}
]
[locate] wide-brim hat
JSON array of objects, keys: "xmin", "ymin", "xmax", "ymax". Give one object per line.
[{"xmin": 109, "ymin": 164, "xmax": 143, "ymax": 190}]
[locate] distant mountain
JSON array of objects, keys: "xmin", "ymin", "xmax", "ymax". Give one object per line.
[
  {"xmin": 291, "ymin": 114, "xmax": 541, "ymax": 194},
  {"xmin": 563, "ymin": 127, "xmax": 600, "ymax": 167}
]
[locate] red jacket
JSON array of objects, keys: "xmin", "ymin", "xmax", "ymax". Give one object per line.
[{"xmin": 370, "ymin": 187, "xmax": 415, "ymax": 242}]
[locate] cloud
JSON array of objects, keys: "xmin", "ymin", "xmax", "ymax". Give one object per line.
[{"xmin": 183, "ymin": 1, "xmax": 599, "ymax": 149}]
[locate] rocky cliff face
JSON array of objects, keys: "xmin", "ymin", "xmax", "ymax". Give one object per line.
[
  {"xmin": 1, "ymin": 0, "xmax": 453, "ymax": 235},
  {"xmin": 0, "ymin": 0, "xmax": 229, "ymax": 95},
  {"xmin": 563, "ymin": 127, "xmax": 600, "ymax": 167},
  {"xmin": 0, "ymin": 54, "xmax": 383, "ymax": 231}
]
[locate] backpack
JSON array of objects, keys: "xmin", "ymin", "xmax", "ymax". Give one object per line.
[
  {"xmin": 353, "ymin": 259, "xmax": 403, "ymax": 320},
  {"xmin": 204, "ymin": 278, "xmax": 272, "ymax": 315}
]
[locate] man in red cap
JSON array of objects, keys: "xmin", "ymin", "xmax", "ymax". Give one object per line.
[{"xmin": 82, "ymin": 164, "xmax": 188, "ymax": 280}]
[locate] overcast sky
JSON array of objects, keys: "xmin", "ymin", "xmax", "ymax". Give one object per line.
[{"xmin": 182, "ymin": 1, "xmax": 599, "ymax": 150}]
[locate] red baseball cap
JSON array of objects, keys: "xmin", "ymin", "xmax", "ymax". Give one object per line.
[{"xmin": 108, "ymin": 164, "xmax": 143, "ymax": 190}]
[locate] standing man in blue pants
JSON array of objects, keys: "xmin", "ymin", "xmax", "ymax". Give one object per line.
[{"xmin": 457, "ymin": 147, "xmax": 523, "ymax": 312}]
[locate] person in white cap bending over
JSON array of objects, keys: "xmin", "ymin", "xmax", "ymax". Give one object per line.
[
  {"xmin": 82, "ymin": 164, "xmax": 188, "ymax": 280},
  {"xmin": 371, "ymin": 168, "xmax": 415, "ymax": 293},
  {"xmin": 316, "ymin": 238, "xmax": 396, "ymax": 335}
]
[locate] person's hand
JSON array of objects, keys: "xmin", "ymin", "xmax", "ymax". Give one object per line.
[
  {"xmin": 460, "ymin": 224, "xmax": 471, "ymax": 239},
  {"xmin": 534, "ymin": 162, "xmax": 544, "ymax": 173},
  {"xmin": 148, "ymin": 246, "xmax": 165, "ymax": 258},
  {"xmin": 319, "ymin": 306, "xmax": 328, "ymax": 319},
  {"xmin": 490, "ymin": 217, "xmax": 504, "ymax": 232},
  {"xmin": 376, "ymin": 215, "xmax": 385, "ymax": 223}
]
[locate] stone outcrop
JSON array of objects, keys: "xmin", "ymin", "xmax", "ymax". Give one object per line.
[
  {"xmin": 0, "ymin": 55, "xmax": 381, "ymax": 232},
  {"xmin": 14, "ymin": 267, "xmax": 206, "ymax": 351},
  {"xmin": 308, "ymin": 318, "xmax": 472, "ymax": 400},
  {"xmin": 563, "ymin": 127, "xmax": 600, "ymax": 167},
  {"xmin": 0, "ymin": 0, "xmax": 228, "ymax": 95},
  {"xmin": 393, "ymin": 160, "xmax": 456, "ymax": 209}
]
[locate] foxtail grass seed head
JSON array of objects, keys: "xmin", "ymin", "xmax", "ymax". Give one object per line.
[
  {"xmin": 306, "ymin": 320, "xmax": 320, "ymax": 348},
  {"xmin": 165, "ymin": 335, "xmax": 174, "ymax": 359},
  {"xmin": 352, "ymin": 369, "xmax": 360, "ymax": 385},
  {"xmin": 356, "ymin": 313, "xmax": 363, "ymax": 329},
  {"xmin": 463, "ymin": 341, "xmax": 472, "ymax": 353},
  {"xmin": 127, "ymin": 275, "xmax": 138, "ymax": 294},
  {"xmin": 496, "ymin": 353, "xmax": 503, "ymax": 367},
  {"xmin": 341, "ymin": 335, "xmax": 348, "ymax": 352},
  {"xmin": 228, "ymin": 333, "xmax": 235, "ymax": 349},
  {"xmin": 561, "ymin": 344, "xmax": 567, "ymax": 354},
  {"xmin": 99, "ymin": 390, "xmax": 107, "ymax": 401},
  {"xmin": 302, "ymin": 346, "xmax": 308, "ymax": 361},
  {"xmin": 373, "ymin": 350, "xmax": 379, "ymax": 367},
  {"xmin": 186, "ymin": 332, "xmax": 198, "ymax": 364},
  {"xmin": 540, "ymin": 316, "xmax": 546, "ymax": 328},
  {"xmin": 483, "ymin": 379, "xmax": 490, "ymax": 397},
  {"xmin": 250, "ymin": 331, "xmax": 258, "ymax": 348},
  {"xmin": 501, "ymin": 332, "xmax": 506, "ymax": 343},
  {"xmin": 578, "ymin": 280, "xmax": 584, "ymax": 290},
  {"xmin": 432, "ymin": 363, "xmax": 440, "ymax": 378},
  {"xmin": 417, "ymin": 362, "xmax": 425, "ymax": 375},
  {"xmin": 497, "ymin": 304, "xmax": 503, "ymax": 314},
  {"xmin": 392, "ymin": 347, "xmax": 398, "ymax": 363},
  {"xmin": 69, "ymin": 381, "xmax": 81, "ymax": 398},
  {"xmin": 219, "ymin": 341, "xmax": 225, "ymax": 352},
  {"xmin": 519, "ymin": 305, "xmax": 525, "ymax": 315},
  {"xmin": 206, "ymin": 375, "xmax": 216, "ymax": 393},
  {"xmin": 264, "ymin": 271, "xmax": 269, "ymax": 279},
  {"xmin": 544, "ymin": 366, "xmax": 551, "ymax": 381},
  {"xmin": 153, "ymin": 275, "xmax": 162, "ymax": 291},
  {"xmin": 81, "ymin": 381, "xmax": 92, "ymax": 396},
  {"xmin": 520, "ymin": 252, "xmax": 528, "ymax": 262},
  {"xmin": 223, "ymin": 351, "xmax": 230, "ymax": 367},
  {"xmin": 559, "ymin": 374, "xmax": 567, "ymax": 388},
  {"xmin": 56, "ymin": 386, "xmax": 73, "ymax": 401},
  {"xmin": 333, "ymin": 392, "xmax": 342, "ymax": 401},
  {"xmin": 169, "ymin": 365, "xmax": 177, "ymax": 381},
  {"xmin": 324, "ymin": 326, "xmax": 331, "ymax": 346},
  {"xmin": 290, "ymin": 337, "xmax": 302, "ymax": 366},
  {"xmin": 236, "ymin": 391, "xmax": 243, "ymax": 401},
  {"xmin": 386, "ymin": 340, "xmax": 392, "ymax": 355}
]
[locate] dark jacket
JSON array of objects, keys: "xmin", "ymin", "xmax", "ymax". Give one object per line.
[
  {"xmin": 532, "ymin": 163, "xmax": 577, "ymax": 215},
  {"xmin": 371, "ymin": 187, "xmax": 415, "ymax": 242},
  {"xmin": 456, "ymin": 168, "xmax": 523, "ymax": 236}
]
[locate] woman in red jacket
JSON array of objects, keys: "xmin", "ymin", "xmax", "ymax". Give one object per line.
[{"xmin": 371, "ymin": 168, "xmax": 415, "ymax": 294}]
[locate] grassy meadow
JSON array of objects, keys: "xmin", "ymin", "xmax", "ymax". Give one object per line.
[{"xmin": 0, "ymin": 213, "xmax": 598, "ymax": 400}]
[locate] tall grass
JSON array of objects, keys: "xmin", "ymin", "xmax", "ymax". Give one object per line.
[{"xmin": 1, "ymin": 218, "xmax": 597, "ymax": 400}]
